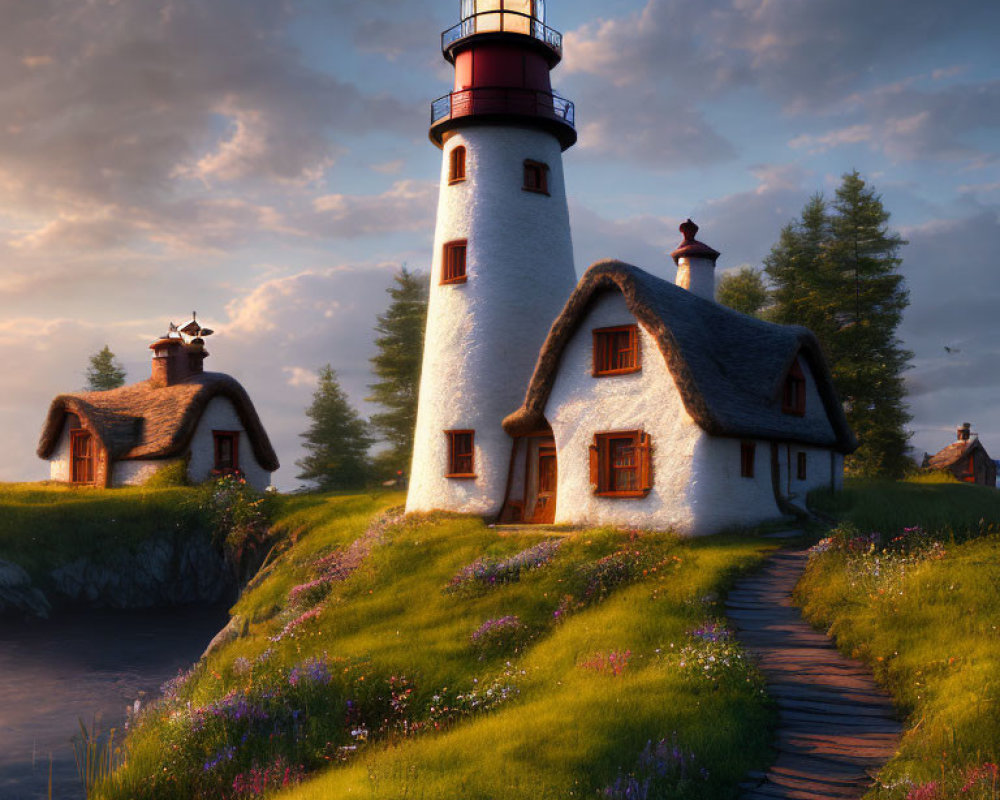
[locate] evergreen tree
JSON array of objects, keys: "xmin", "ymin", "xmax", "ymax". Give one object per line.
[
  {"xmin": 366, "ymin": 267, "xmax": 429, "ymax": 478},
  {"xmin": 764, "ymin": 172, "xmax": 912, "ymax": 478},
  {"xmin": 85, "ymin": 345, "xmax": 127, "ymax": 391},
  {"xmin": 296, "ymin": 366, "xmax": 374, "ymax": 490},
  {"xmin": 716, "ymin": 266, "xmax": 769, "ymax": 317}
]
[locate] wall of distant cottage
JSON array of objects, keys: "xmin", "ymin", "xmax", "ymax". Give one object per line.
[{"xmin": 50, "ymin": 397, "xmax": 271, "ymax": 491}]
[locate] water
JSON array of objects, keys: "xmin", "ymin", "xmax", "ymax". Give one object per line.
[{"xmin": 0, "ymin": 605, "xmax": 229, "ymax": 800}]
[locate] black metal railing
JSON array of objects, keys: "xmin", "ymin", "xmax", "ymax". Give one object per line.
[
  {"xmin": 431, "ymin": 86, "xmax": 575, "ymax": 127},
  {"xmin": 441, "ymin": 11, "xmax": 562, "ymax": 55}
]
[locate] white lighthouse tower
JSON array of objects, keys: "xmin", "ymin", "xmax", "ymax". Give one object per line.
[{"xmin": 406, "ymin": 0, "xmax": 578, "ymax": 516}]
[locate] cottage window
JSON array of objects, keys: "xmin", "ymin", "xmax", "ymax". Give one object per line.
[
  {"xmin": 782, "ymin": 360, "xmax": 806, "ymax": 416},
  {"xmin": 589, "ymin": 431, "xmax": 652, "ymax": 497},
  {"xmin": 449, "ymin": 146, "xmax": 467, "ymax": 184},
  {"xmin": 523, "ymin": 160, "xmax": 549, "ymax": 194},
  {"xmin": 741, "ymin": 442, "xmax": 756, "ymax": 478},
  {"xmin": 797, "ymin": 452, "xmax": 807, "ymax": 481},
  {"xmin": 442, "ymin": 240, "xmax": 468, "ymax": 285},
  {"xmin": 213, "ymin": 431, "xmax": 240, "ymax": 473},
  {"xmin": 593, "ymin": 326, "xmax": 640, "ymax": 376},
  {"xmin": 446, "ymin": 430, "xmax": 476, "ymax": 478}
]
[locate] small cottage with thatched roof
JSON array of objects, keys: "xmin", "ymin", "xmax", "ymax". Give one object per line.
[
  {"xmin": 495, "ymin": 234, "xmax": 856, "ymax": 535},
  {"xmin": 922, "ymin": 424, "xmax": 996, "ymax": 487},
  {"xmin": 38, "ymin": 320, "xmax": 278, "ymax": 491}
]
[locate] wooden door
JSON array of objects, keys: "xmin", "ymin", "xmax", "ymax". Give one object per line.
[
  {"xmin": 70, "ymin": 430, "xmax": 95, "ymax": 485},
  {"xmin": 530, "ymin": 443, "xmax": 557, "ymax": 524}
]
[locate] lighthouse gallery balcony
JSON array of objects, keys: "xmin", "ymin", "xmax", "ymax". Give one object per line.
[{"xmin": 430, "ymin": 87, "xmax": 576, "ymax": 149}]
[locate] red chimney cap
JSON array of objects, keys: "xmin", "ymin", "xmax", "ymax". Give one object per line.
[{"xmin": 670, "ymin": 219, "xmax": 720, "ymax": 264}]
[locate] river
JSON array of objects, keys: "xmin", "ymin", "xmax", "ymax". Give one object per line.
[{"xmin": 0, "ymin": 604, "xmax": 229, "ymax": 800}]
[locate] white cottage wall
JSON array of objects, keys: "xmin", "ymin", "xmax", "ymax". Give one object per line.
[
  {"xmin": 687, "ymin": 437, "xmax": 784, "ymax": 534},
  {"xmin": 407, "ymin": 126, "xmax": 577, "ymax": 515},
  {"xmin": 49, "ymin": 422, "xmax": 72, "ymax": 482},
  {"xmin": 775, "ymin": 357, "xmax": 842, "ymax": 501},
  {"xmin": 112, "ymin": 460, "xmax": 178, "ymax": 487},
  {"xmin": 187, "ymin": 397, "xmax": 271, "ymax": 491},
  {"xmin": 544, "ymin": 292, "xmax": 704, "ymax": 533}
]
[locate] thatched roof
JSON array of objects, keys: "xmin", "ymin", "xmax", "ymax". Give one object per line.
[
  {"xmin": 503, "ymin": 260, "xmax": 857, "ymax": 453},
  {"xmin": 923, "ymin": 438, "xmax": 986, "ymax": 470},
  {"xmin": 37, "ymin": 372, "xmax": 279, "ymax": 470}
]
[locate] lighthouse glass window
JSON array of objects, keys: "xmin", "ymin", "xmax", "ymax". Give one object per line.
[{"xmin": 593, "ymin": 325, "xmax": 640, "ymax": 376}]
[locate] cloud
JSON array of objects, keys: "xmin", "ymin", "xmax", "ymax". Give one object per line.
[
  {"xmin": 312, "ymin": 180, "xmax": 438, "ymax": 237},
  {"xmin": 0, "ymin": 0, "xmax": 419, "ymax": 237},
  {"xmin": 897, "ymin": 207, "xmax": 1000, "ymax": 458},
  {"xmin": 562, "ymin": 0, "xmax": 1000, "ymax": 168}
]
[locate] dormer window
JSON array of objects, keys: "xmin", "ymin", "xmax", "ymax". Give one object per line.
[
  {"xmin": 782, "ymin": 360, "xmax": 806, "ymax": 416},
  {"xmin": 593, "ymin": 325, "xmax": 640, "ymax": 377},
  {"xmin": 523, "ymin": 160, "xmax": 549, "ymax": 194},
  {"xmin": 449, "ymin": 146, "xmax": 467, "ymax": 184}
]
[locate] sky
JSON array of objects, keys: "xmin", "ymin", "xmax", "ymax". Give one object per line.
[{"xmin": 1, "ymin": 0, "xmax": 998, "ymax": 489}]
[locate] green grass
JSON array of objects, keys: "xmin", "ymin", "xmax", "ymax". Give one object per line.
[
  {"xmin": 809, "ymin": 477, "xmax": 1000, "ymax": 539},
  {"xmin": 0, "ymin": 482, "xmax": 213, "ymax": 581},
  {"xmin": 795, "ymin": 479, "xmax": 1000, "ymax": 799},
  {"xmin": 104, "ymin": 492, "xmax": 781, "ymax": 800}
]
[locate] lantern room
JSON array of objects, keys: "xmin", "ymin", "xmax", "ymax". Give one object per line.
[{"xmin": 431, "ymin": 0, "xmax": 576, "ymax": 150}]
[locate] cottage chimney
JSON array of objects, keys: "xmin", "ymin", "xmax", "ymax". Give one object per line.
[
  {"xmin": 958, "ymin": 422, "xmax": 972, "ymax": 442},
  {"xmin": 671, "ymin": 219, "xmax": 720, "ymax": 301},
  {"xmin": 149, "ymin": 326, "xmax": 208, "ymax": 387}
]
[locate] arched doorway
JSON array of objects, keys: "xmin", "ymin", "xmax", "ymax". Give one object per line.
[{"xmin": 500, "ymin": 424, "xmax": 557, "ymax": 524}]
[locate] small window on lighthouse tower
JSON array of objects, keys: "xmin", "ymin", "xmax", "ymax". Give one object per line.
[
  {"xmin": 446, "ymin": 430, "xmax": 476, "ymax": 478},
  {"xmin": 449, "ymin": 147, "xmax": 467, "ymax": 184},
  {"xmin": 442, "ymin": 240, "xmax": 468, "ymax": 285},
  {"xmin": 523, "ymin": 160, "xmax": 549, "ymax": 194}
]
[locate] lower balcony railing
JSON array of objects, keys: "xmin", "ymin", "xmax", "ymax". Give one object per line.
[{"xmin": 431, "ymin": 87, "xmax": 575, "ymax": 128}]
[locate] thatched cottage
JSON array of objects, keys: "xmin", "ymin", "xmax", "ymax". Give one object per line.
[
  {"xmin": 38, "ymin": 322, "xmax": 278, "ymax": 491},
  {"xmin": 923, "ymin": 424, "xmax": 997, "ymax": 487}
]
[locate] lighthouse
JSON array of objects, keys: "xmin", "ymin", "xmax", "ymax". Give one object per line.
[{"xmin": 406, "ymin": 0, "xmax": 578, "ymax": 516}]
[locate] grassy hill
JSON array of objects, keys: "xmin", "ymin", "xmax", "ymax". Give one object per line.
[
  {"xmin": 797, "ymin": 478, "xmax": 1000, "ymax": 799},
  {"xmin": 0, "ymin": 482, "xmax": 211, "ymax": 581},
  {"xmin": 98, "ymin": 491, "xmax": 781, "ymax": 800}
]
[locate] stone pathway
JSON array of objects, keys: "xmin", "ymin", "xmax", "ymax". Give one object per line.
[{"xmin": 729, "ymin": 548, "xmax": 903, "ymax": 800}]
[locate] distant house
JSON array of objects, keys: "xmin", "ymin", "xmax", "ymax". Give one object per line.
[
  {"xmin": 37, "ymin": 320, "xmax": 278, "ymax": 491},
  {"xmin": 922, "ymin": 424, "xmax": 997, "ymax": 487}
]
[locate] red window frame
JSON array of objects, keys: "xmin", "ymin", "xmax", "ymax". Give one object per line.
[
  {"xmin": 593, "ymin": 325, "xmax": 640, "ymax": 377},
  {"xmin": 213, "ymin": 431, "xmax": 240, "ymax": 473},
  {"xmin": 782, "ymin": 360, "xmax": 806, "ymax": 416},
  {"xmin": 446, "ymin": 430, "xmax": 476, "ymax": 479},
  {"xmin": 442, "ymin": 240, "xmax": 468, "ymax": 285},
  {"xmin": 797, "ymin": 451, "xmax": 807, "ymax": 481},
  {"xmin": 741, "ymin": 442, "xmax": 756, "ymax": 478},
  {"xmin": 590, "ymin": 431, "xmax": 652, "ymax": 498},
  {"xmin": 523, "ymin": 160, "xmax": 549, "ymax": 195},
  {"xmin": 449, "ymin": 146, "xmax": 467, "ymax": 184}
]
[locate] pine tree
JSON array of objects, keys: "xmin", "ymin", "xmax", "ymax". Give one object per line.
[
  {"xmin": 716, "ymin": 266, "xmax": 769, "ymax": 317},
  {"xmin": 366, "ymin": 267, "xmax": 429, "ymax": 479},
  {"xmin": 85, "ymin": 345, "xmax": 127, "ymax": 391},
  {"xmin": 296, "ymin": 366, "xmax": 374, "ymax": 490},
  {"xmin": 764, "ymin": 172, "xmax": 912, "ymax": 478}
]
